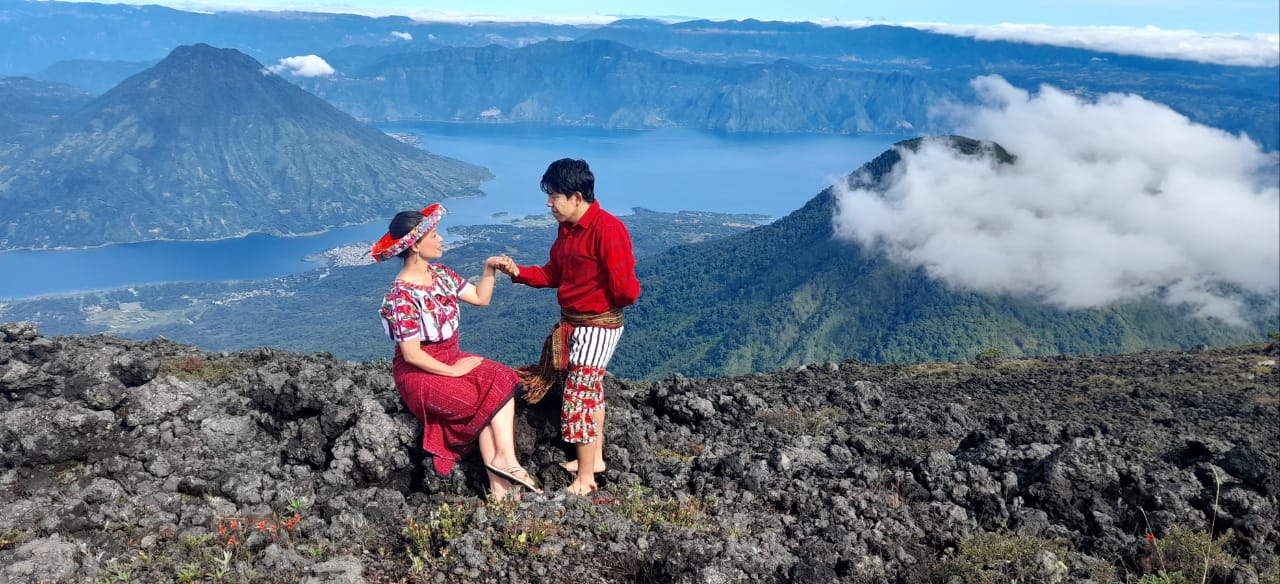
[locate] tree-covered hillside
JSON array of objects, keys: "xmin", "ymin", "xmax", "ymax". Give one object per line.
[{"xmin": 468, "ymin": 138, "xmax": 1276, "ymax": 379}]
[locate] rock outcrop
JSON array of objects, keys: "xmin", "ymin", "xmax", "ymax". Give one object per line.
[{"xmin": 1, "ymin": 322, "xmax": 1276, "ymax": 582}]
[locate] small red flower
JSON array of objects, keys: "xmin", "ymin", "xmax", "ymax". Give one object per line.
[
  {"xmin": 1145, "ymin": 533, "xmax": 1156, "ymax": 543},
  {"xmin": 226, "ymin": 536, "xmax": 237, "ymax": 546}
]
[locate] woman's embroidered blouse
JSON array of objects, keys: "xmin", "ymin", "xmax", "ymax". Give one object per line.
[{"xmin": 379, "ymin": 264, "xmax": 471, "ymax": 343}]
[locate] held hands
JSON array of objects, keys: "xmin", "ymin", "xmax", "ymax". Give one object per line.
[{"xmin": 486, "ymin": 254, "xmax": 520, "ymax": 277}]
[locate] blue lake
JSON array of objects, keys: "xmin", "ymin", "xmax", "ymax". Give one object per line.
[{"xmin": 0, "ymin": 125, "xmax": 898, "ymax": 299}]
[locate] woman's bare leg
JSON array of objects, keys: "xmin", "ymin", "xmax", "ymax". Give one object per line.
[
  {"xmin": 479, "ymin": 424, "xmax": 514, "ymax": 500},
  {"xmin": 478, "ymin": 399, "xmax": 525, "ymax": 499},
  {"xmin": 485, "ymin": 399, "xmax": 519, "ymax": 469}
]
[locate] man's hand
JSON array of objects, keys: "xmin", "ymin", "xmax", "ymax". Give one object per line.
[{"xmin": 489, "ymin": 254, "xmax": 520, "ymax": 277}]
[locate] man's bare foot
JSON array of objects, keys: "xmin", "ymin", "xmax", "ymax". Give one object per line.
[
  {"xmin": 559, "ymin": 460, "xmax": 607, "ymax": 474},
  {"xmin": 565, "ymin": 478, "xmax": 597, "ymax": 496}
]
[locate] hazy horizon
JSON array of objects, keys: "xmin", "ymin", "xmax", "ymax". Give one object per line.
[{"xmin": 51, "ymin": 0, "xmax": 1280, "ymax": 67}]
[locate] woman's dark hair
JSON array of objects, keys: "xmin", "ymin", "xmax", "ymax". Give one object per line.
[
  {"xmin": 540, "ymin": 158, "xmax": 595, "ymax": 203},
  {"xmin": 388, "ymin": 211, "xmax": 424, "ymax": 260}
]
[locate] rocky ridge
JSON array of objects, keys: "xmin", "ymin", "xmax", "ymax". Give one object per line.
[{"xmin": 0, "ymin": 322, "xmax": 1276, "ymax": 582}]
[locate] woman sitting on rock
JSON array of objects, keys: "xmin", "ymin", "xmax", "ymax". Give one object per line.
[{"xmin": 373, "ymin": 203, "xmax": 540, "ymax": 499}]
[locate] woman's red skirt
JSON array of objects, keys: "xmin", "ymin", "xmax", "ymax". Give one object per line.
[{"xmin": 392, "ymin": 335, "xmax": 517, "ymax": 476}]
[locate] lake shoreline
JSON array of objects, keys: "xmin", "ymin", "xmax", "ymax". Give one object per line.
[{"xmin": 0, "ymin": 126, "xmax": 896, "ymax": 299}]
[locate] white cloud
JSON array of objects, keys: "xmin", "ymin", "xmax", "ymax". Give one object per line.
[
  {"xmin": 267, "ymin": 54, "xmax": 335, "ymax": 77},
  {"xmin": 896, "ymin": 22, "xmax": 1279, "ymax": 67},
  {"xmin": 390, "ymin": 30, "xmax": 412, "ymax": 41},
  {"xmin": 832, "ymin": 75, "xmax": 1280, "ymax": 323}
]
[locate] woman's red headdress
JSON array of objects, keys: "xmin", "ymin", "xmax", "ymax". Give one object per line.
[{"xmin": 370, "ymin": 203, "xmax": 446, "ymax": 262}]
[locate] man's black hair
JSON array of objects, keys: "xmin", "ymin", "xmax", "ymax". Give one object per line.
[{"xmin": 540, "ymin": 158, "xmax": 595, "ymax": 203}]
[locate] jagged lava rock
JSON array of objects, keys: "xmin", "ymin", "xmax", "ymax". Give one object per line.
[{"xmin": 1, "ymin": 323, "xmax": 1276, "ymax": 582}]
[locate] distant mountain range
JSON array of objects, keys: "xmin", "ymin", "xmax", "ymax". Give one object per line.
[
  {"xmin": 0, "ymin": 44, "xmax": 491, "ymax": 250},
  {"xmin": 0, "ymin": 0, "xmax": 581, "ymax": 76},
  {"xmin": 296, "ymin": 40, "xmax": 966, "ymax": 135},
  {"xmin": 4, "ymin": 2, "xmax": 1275, "ymax": 149},
  {"xmin": 296, "ymin": 35, "xmax": 1275, "ymax": 149},
  {"xmin": 31, "ymin": 58, "xmax": 159, "ymax": 95}
]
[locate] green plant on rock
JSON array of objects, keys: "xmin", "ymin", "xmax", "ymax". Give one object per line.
[
  {"xmin": 209, "ymin": 550, "xmax": 233, "ymax": 582},
  {"xmin": 286, "ymin": 497, "xmax": 311, "ymax": 514},
  {"xmin": 1138, "ymin": 572, "xmax": 1196, "ymax": 584},
  {"xmin": 158, "ymin": 356, "xmax": 243, "ymax": 382},
  {"xmin": 403, "ymin": 501, "xmax": 476, "ymax": 565},
  {"xmin": 656, "ymin": 448, "xmax": 692, "ymax": 462},
  {"xmin": 930, "ymin": 532, "xmax": 1071, "ymax": 584},
  {"xmin": 615, "ymin": 485, "xmax": 702, "ymax": 530},
  {"xmin": 753, "ymin": 406, "xmax": 847, "ymax": 437},
  {"xmin": 180, "ymin": 533, "xmax": 216, "ymax": 550},
  {"xmin": 175, "ymin": 562, "xmax": 202, "ymax": 584},
  {"xmin": 1140, "ymin": 527, "xmax": 1237, "ymax": 583},
  {"xmin": 485, "ymin": 491, "xmax": 520, "ymax": 521},
  {"xmin": 500, "ymin": 519, "xmax": 554, "ymax": 555},
  {"xmin": 975, "ymin": 347, "xmax": 1003, "ymax": 359},
  {"xmin": 97, "ymin": 549, "xmax": 179, "ymax": 584},
  {"xmin": 1136, "ymin": 469, "xmax": 1243, "ymax": 583},
  {"xmin": 102, "ymin": 559, "xmax": 133, "ymax": 583},
  {"xmin": 656, "ymin": 439, "xmax": 705, "ymax": 463},
  {"xmin": 0, "ymin": 529, "xmax": 32, "ymax": 551}
]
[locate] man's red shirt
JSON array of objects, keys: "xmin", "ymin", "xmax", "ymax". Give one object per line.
[{"xmin": 513, "ymin": 201, "xmax": 641, "ymax": 313}]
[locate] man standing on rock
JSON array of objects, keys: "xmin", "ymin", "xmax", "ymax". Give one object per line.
[{"xmin": 495, "ymin": 157, "xmax": 641, "ymax": 496}]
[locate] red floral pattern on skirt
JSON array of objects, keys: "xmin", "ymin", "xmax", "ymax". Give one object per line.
[
  {"xmin": 561, "ymin": 366, "xmax": 606, "ymax": 443},
  {"xmin": 393, "ymin": 335, "xmax": 517, "ymax": 476}
]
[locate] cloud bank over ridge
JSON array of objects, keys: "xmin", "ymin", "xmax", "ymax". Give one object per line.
[
  {"xmin": 898, "ymin": 22, "xmax": 1280, "ymax": 67},
  {"xmin": 832, "ymin": 75, "xmax": 1280, "ymax": 323}
]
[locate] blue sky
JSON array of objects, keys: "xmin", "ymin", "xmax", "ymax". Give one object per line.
[{"xmin": 88, "ymin": 0, "xmax": 1280, "ymax": 33}]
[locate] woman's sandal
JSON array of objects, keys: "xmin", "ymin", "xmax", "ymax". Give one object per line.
[{"xmin": 485, "ymin": 463, "xmax": 543, "ymax": 493}]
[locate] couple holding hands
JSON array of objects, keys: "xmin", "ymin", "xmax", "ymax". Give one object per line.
[{"xmin": 372, "ymin": 158, "xmax": 641, "ymax": 500}]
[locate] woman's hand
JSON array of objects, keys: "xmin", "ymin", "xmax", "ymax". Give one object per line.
[
  {"xmin": 448, "ymin": 356, "xmax": 484, "ymax": 377},
  {"xmin": 488, "ymin": 254, "xmax": 520, "ymax": 277}
]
